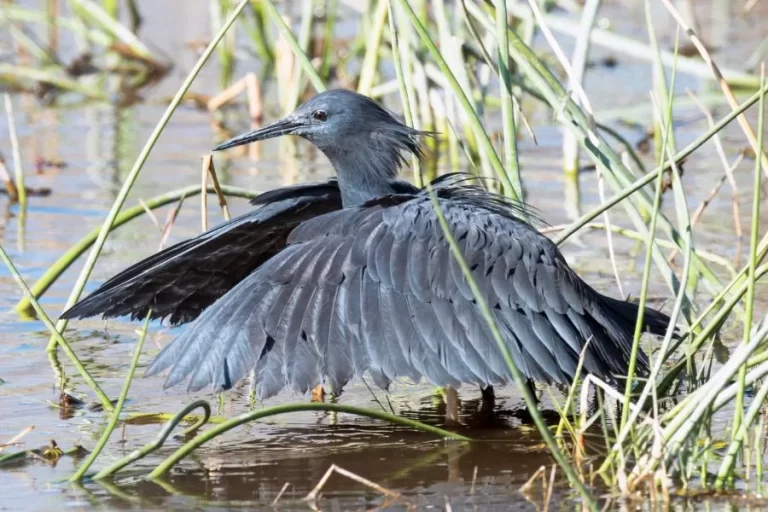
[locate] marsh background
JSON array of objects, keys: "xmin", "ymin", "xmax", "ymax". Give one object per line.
[{"xmin": 0, "ymin": 0, "xmax": 767, "ymax": 509}]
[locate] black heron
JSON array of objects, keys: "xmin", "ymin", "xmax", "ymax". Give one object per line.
[{"xmin": 61, "ymin": 89, "xmax": 672, "ymax": 402}]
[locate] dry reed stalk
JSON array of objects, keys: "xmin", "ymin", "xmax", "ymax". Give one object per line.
[
  {"xmin": 660, "ymin": 0, "xmax": 768, "ymax": 176},
  {"xmin": 305, "ymin": 464, "xmax": 400, "ymax": 502},
  {"xmin": 0, "ymin": 425, "xmax": 34, "ymax": 453}
]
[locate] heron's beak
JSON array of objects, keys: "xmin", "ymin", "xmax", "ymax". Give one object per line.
[{"xmin": 212, "ymin": 117, "xmax": 302, "ymax": 151}]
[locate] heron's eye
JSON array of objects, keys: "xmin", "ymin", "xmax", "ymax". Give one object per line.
[{"xmin": 312, "ymin": 110, "xmax": 327, "ymax": 122}]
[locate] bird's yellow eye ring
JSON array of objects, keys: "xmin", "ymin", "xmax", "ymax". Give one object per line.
[{"xmin": 312, "ymin": 110, "xmax": 327, "ymax": 122}]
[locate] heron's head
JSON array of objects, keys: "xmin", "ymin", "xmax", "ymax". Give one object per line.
[{"xmin": 213, "ymin": 89, "xmax": 425, "ymax": 171}]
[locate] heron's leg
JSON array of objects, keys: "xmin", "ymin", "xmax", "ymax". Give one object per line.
[
  {"xmin": 311, "ymin": 384, "xmax": 326, "ymax": 402},
  {"xmin": 481, "ymin": 385, "xmax": 495, "ymax": 403},
  {"xmin": 480, "ymin": 385, "xmax": 495, "ymax": 413},
  {"xmin": 444, "ymin": 386, "xmax": 460, "ymax": 425}
]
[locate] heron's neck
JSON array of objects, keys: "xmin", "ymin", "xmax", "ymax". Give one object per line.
[{"xmin": 326, "ymin": 148, "xmax": 401, "ymax": 207}]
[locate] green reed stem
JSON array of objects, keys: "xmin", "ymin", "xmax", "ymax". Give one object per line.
[
  {"xmin": 553, "ymin": 222, "xmax": 732, "ymax": 271},
  {"xmin": 715, "ymin": 374, "xmax": 768, "ymax": 488},
  {"xmin": 494, "ymin": 0, "xmax": 522, "ymax": 201},
  {"xmin": 70, "ymin": 0, "xmax": 154, "ymax": 60},
  {"xmin": 619, "ymin": 35, "xmax": 680, "ymax": 432},
  {"xmin": 357, "ymin": 0, "xmax": 389, "ymax": 96},
  {"xmin": 757, "ymin": 414, "xmax": 764, "ymax": 494},
  {"xmin": 71, "ymin": 314, "xmax": 151, "ymax": 481},
  {"xmin": 709, "ymin": 349, "xmax": 768, "ymax": 414},
  {"xmin": 396, "ymin": 0, "xmax": 520, "ymax": 203},
  {"xmin": 148, "ymin": 402, "xmax": 469, "ymax": 478},
  {"xmin": 14, "ymin": 185, "xmax": 256, "ymax": 316},
  {"xmin": 554, "ymin": 342, "xmax": 590, "ymax": 439},
  {"xmin": 388, "ymin": 1, "xmax": 422, "ymax": 187},
  {"xmin": 658, "ymin": 261, "xmax": 768, "ymax": 400},
  {"xmin": 424, "ymin": 185, "xmax": 598, "ymax": 511},
  {"xmin": 657, "ymin": 320, "xmax": 768, "ymax": 470},
  {"xmin": 605, "ymin": 58, "xmax": 694, "ymax": 475},
  {"xmin": 554, "ymin": 81, "xmax": 768, "ymax": 245},
  {"xmin": 319, "ymin": 0, "xmax": 337, "ymax": 80},
  {"xmin": 733, "ymin": 69, "xmax": 764, "ymax": 441},
  {"xmin": 244, "ymin": 0, "xmax": 274, "ymax": 68},
  {"xmin": 212, "ymin": 0, "xmax": 236, "ymax": 89},
  {"xmin": 46, "ymin": 0, "xmax": 250, "ymax": 353},
  {"xmin": 3, "ymin": 94, "xmax": 25, "ymax": 210},
  {"xmin": 261, "ymin": 0, "xmax": 326, "ymax": 93},
  {"xmin": 0, "ymin": 243, "xmax": 113, "ymax": 411},
  {"xmin": 466, "ymin": 1, "xmax": 719, "ymax": 312},
  {"xmin": 561, "ymin": 0, "xmax": 601, "ymax": 218},
  {"xmin": 93, "ymin": 400, "xmax": 211, "ymax": 480},
  {"xmin": 645, "ymin": 0, "xmax": 677, "ymax": 161},
  {"xmin": 283, "ymin": 0, "xmax": 315, "ymax": 113},
  {"xmin": 618, "ymin": 109, "xmax": 666, "ymax": 431},
  {"xmin": 0, "ymin": 63, "xmax": 105, "ymax": 100}
]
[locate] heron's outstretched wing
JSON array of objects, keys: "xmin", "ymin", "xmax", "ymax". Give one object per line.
[
  {"xmin": 60, "ymin": 180, "xmax": 342, "ymax": 325},
  {"xmin": 146, "ymin": 181, "xmax": 667, "ymax": 399}
]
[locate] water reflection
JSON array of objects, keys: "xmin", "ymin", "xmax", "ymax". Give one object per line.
[{"xmin": 86, "ymin": 398, "xmax": 559, "ymax": 510}]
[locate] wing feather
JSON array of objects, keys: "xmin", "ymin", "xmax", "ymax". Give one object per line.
[
  {"xmin": 61, "ymin": 181, "xmax": 341, "ymax": 325},
  {"xmin": 138, "ymin": 183, "xmax": 661, "ymax": 396}
]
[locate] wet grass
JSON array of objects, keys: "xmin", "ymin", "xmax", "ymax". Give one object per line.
[{"xmin": 0, "ymin": 0, "xmax": 766, "ymax": 508}]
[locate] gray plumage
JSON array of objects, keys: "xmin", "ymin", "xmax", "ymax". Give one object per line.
[{"xmin": 61, "ymin": 89, "xmax": 673, "ymax": 400}]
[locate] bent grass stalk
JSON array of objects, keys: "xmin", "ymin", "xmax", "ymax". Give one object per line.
[
  {"xmin": 147, "ymin": 403, "xmax": 469, "ymax": 478},
  {"xmin": 14, "ymin": 185, "xmax": 257, "ymax": 315},
  {"xmin": 0, "ymin": 243, "xmax": 113, "ymax": 411},
  {"xmin": 70, "ymin": 314, "xmax": 151, "ymax": 481},
  {"xmin": 424, "ymin": 185, "xmax": 598, "ymax": 511},
  {"xmin": 47, "ymin": 0, "xmax": 251, "ymax": 353},
  {"xmin": 93, "ymin": 400, "xmax": 212, "ymax": 480}
]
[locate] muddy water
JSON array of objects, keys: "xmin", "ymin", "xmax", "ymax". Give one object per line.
[{"xmin": 1, "ymin": 0, "xmax": 767, "ymax": 510}]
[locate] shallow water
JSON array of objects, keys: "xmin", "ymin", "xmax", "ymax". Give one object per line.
[{"xmin": 1, "ymin": 0, "xmax": 767, "ymax": 510}]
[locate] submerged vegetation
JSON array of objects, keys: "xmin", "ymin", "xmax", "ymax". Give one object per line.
[{"xmin": 1, "ymin": 0, "xmax": 767, "ymax": 508}]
